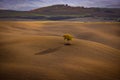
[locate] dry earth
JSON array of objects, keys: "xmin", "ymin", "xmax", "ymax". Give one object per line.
[{"xmin": 0, "ymin": 21, "xmax": 120, "ymax": 80}]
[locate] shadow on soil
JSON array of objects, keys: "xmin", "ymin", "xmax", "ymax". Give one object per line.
[{"xmin": 35, "ymin": 46, "xmax": 64, "ymax": 55}]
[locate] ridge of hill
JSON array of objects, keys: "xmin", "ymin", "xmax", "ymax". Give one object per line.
[
  {"xmin": 0, "ymin": 4, "xmax": 120, "ymax": 21},
  {"xmin": 31, "ymin": 4, "xmax": 120, "ymax": 16}
]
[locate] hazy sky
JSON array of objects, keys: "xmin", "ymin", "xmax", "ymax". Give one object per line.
[{"xmin": 0, "ymin": 0, "xmax": 120, "ymax": 11}]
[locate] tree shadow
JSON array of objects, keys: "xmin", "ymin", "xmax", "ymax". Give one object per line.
[
  {"xmin": 35, "ymin": 46, "xmax": 63, "ymax": 55},
  {"xmin": 64, "ymin": 43, "xmax": 72, "ymax": 45}
]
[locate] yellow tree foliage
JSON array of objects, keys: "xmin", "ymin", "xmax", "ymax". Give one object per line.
[
  {"xmin": 63, "ymin": 34, "xmax": 73, "ymax": 41},
  {"xmin": 63, "ymin": 34, "xmax": 73, "ymax": 45}
]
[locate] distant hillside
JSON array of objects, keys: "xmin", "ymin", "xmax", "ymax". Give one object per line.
[
  {"xmin": 31, "ymin": 4, "xmax": 120, "ymax": 17},
  {"xmin": 0, "ymin": 4, "xmax": 120, "ymax": 21}
]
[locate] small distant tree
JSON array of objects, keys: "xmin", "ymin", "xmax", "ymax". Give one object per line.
[{"xmin": 63, "ymin": 34, "xmax": 73, "ymax": 45}]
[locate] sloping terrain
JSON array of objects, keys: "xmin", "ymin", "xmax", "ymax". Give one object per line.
[
  {"xmin": 0, "ymin": 21, "xmax": 120, "ymax": 80},
  {"xmin": 0, "ymin": 4, "xmax": 120, "ymax": 21},
  {"xmin": 31, "ymin": 4, "xmax": 120, "ymax": 17}
]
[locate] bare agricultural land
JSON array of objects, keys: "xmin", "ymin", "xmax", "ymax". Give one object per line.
[{"xmin": 0, "ymin": 21, "xmax": 120, "ymax": 80}]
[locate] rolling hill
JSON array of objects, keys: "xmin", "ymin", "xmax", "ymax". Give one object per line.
[
  {"xmin": 0, "ymin": 21, "xmax": 120, "ymax": 80},
  {"xmin": 0, "ymin": 4, "xmax": 120, "ymax": 21}
]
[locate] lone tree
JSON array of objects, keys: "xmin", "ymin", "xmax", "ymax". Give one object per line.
[{"xmin": 63, "ymin": 34, "xmax": 73, "ymax": 45}]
